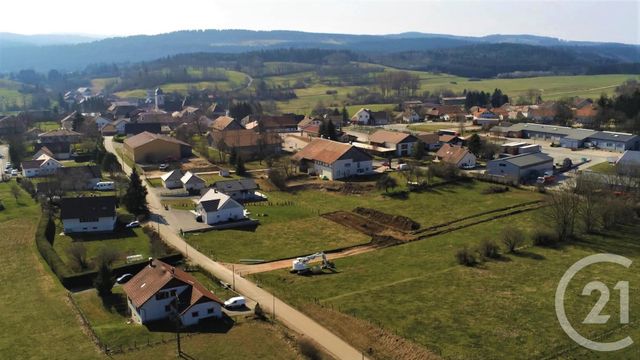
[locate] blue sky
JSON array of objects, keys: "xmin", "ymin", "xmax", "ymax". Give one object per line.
[{"xmin": 3, "ymin": 0, "xmax": 639, "ymax": 44}]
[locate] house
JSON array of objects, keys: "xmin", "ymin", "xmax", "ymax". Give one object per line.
[
  {"xmin": 415, "ymin": 133, "xmax": 441, "ymax": 151},
  {"xmin": 435, "ymin": 144, "xmax": 476, "ymax": 168},
  {"xmin": 196, "ymin": 189, "xmax": 246, "ymax": 225},
  {"xmin": 368, "ymin": 130, "xmax": 418, "ymax": 157},
  {"xmin": 574, "ymin": 104, "xmax": 597, "ymax": 125},
  {"xmin": 528, "ymin": 104, "xmax": 558, "ymax": 124},
  {"xmin": 21, "ymin": 155, "xmax": 63, "ymax": 178},
  {"xmin": 585, "ymin": 132, "xmax": 640, "ymax": 152},
  {"xmin": 440, "ymin": 96, "xmax": 466, "ymax": 106},
  {"xmin": 35, "ymin": 142, "xmax": 72, "ymax": 160},
  {"xmin": 615, "ymin": 150, "xmax": 640, "ymax": 175},
  {"xmin": 108, "ymin": 102, "xmax": 138, "ymax": 118},
  {"xmin": 124, "ymin": 132, "xmax": 192, "ymax": 163},
  {"xmin": 123, "ymin": 258, "xmax": 224, "ymax": 326},
  {"xmin": 0, "ymin": 115, "xmax": 26, "ymax": 135},
  {"xmin": 291, "ymin": 138, "xmax": 373, "ymax": 180},
  {"xmin": 401, "ymin": 109, "xmax": 421, "ymax": 123},
  {"xmin": 243, "ymin": 114, "xmax": 302, "ymax": 132},
  {"xmin": 211, "ymin": 116, "xmax": 244, "ymax": 132},
  {"xmin": 160, "ymin": 169, "xmax": 184, "ymax": 189},
  {"xmin": 38, "ymin": 129, "xmax": 82, "ymax": 144},
  {"xmin": 486, "ymin": 152, "xmax": 554, "ymax": 182},
  {"xmin": 212, "ymin": 179, "xmax": 261, "ymax": 202},
  {"xmin": 124, "ymin": 122, "xmax": 162, "ymax": 136},
  {"xmin": 32, "ymin": 146, "xmax": 55, "ymax": 160},
  {"xmin": 57, "ymin": 165, "xmax": 102, "ymax": 190},
  {"xmin": 94, "ymin": 116, "xmax": 112, "ymax": 130},
  {"xmin": 207, "ymin": 129, "xmax": 282, "ymax": 160},
  {"xmin": 351, "ymin": 108, "xmax": 371, "ymax": 125},
  {"xmin": 180, "ymin": 172, "xmax": 206, "ymax": 193},
  {"xmin": 60, "ymin": 196, "xmax": 117, "ymax": 233}
]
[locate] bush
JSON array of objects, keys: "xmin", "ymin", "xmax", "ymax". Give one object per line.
[
  {"xmin": 532, "ymin": 229, "xmax": 558, "ymax": 247},
  {"xmin": 502, "ymin": 226, "xmax": 525, "ymax": 253},
  {"xmin": 0, "ymin": 200, "xmax": 4, "ymax": 211},
  {"xmin": 455, "ymin": 247, "xmax": 478, "ymax": 266},
  {"xmin": 478, "ymin": 239, "xmax": 500, "ymax": 259},
  {"xmin": 430, "ymin": 162, "xmax": 460, "ymax": 181},
  {"xmin": 481, "ymin": 185, "xmax": 509, "ymax": 194},
  {"xmin": 298, "ymin": 338, "xmax": 322, "ymax": 360}
]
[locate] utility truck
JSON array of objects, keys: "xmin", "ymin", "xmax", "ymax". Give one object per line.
[{"xmin": 291, "ymin": 252, "xmax": 336, "ymax": 275}]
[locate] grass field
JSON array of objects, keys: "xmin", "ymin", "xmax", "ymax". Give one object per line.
[
  {"xmin": 0, "ymin": 78, "xmax": 32, "ymax": 110},
  {"xmin": 0, "ymin": 181, "xmax": 100, "ymax": 359},
  {"xmin": 186, "ymin": 180, "xmax": 542, "ymax": 262},
  {"xmin": 587, "ymin": 161, "xmax": 617, "ymax": 175},
  {"xmin": 252, "ymin": 208, "xmax": 640, "ymax": 359}
]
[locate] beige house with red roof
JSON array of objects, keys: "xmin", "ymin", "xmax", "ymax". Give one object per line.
[
  {"xmin": 291, "ymin": 138, "xmax": 372, "ymax": 180},
  {"xmin": 368, "ymin": 130, "xmax": 418, "ymax": 157},
  {"xmin": 435, "ymin": 144, "xmax": 476, "ymax": 168},
  {"xmin": 123, "ymin": 258, "xmax": 224, "ymax": 326},
  {"xmin": 123, "ymin": 131, "xmax": 192, "ymax": 163}
]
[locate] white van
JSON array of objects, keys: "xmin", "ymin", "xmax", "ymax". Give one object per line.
[
  {"xmin": 93, "ymin": 181, "xmax": 115, "ymax": 191},
  {"xmin": 224, "ymin": 296, "xmax": 246, "ymax": 309}
]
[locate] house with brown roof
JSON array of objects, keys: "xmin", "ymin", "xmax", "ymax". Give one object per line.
[
  {"xmin": 207, "ymin": 129, "xmax": 281, "ymax": 160},
  {"xmin": 243, "ymin": 114, "xmax": 303, "ymax": 132},
  {"xmin": 574, "ymin": 105, "xmax": 598, "ymax": 125},
  {"xmin": 435, "ymin": 144, "xmax": 477, "ymax": 168},
  {"xmin": 123, "ymin": 258, "xmax": 224, "ymax": 326},
  {"xmin": 415, "ymin": 133, "xmax": 441, "ymax": 151},
  {"xmin": 210, "ymin": 116, "xmax": 244, "ymax": 132},
  {"xmin": 124, "ymin": 131, "xmax": 192, "ymax": 163},
  {"xmin": 38, "ymin": 129, "xmax": 82, "ymax": 144},
  {"xmin": 21, "ymin": 155, "xmax": 63, "ymax": 178},
  {"xmin": 291, "ymin": 138, "xmax": 373, "ymax": 180},
  {"xmin": 368, "ymin": 130, "xmax": 418, "ymax": 157}
]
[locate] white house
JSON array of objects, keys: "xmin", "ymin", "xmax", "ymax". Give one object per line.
[
  {"xmin": 122, "ymin": 258, "xmax": 224, "ymax": 326},
  {"xmin": 32, "ymin": 146, "xmax": 55, "ymax": 160},
  {"xmin": 181, "ymin": 171, "xmax": 206, "ymax": 192},
  {"xmin": 212, "ymin": 178, "xmax": 262, "ymax": 202},
  {"xmin": 196, "ymin": 189, "xmax": 246, "ymax": 225},
  {"xmin": 368, "ymin": 130, "xmax": 419, "ymax": 157},
  {"xmin": 160, "ymin": 169, "xmax": 184, "ymax": 189},
  {"xmin": 94, "ymin": 116, "xmax": 113, "ymax": 130},
  {"xmin": 60, "ymin": 196, "xmax": 117, "ymax": 233},
  {"xmin": 351, "ymin": 108, "xmax": 371, "ymax": 125},
  {"xmin": 21, "ymin": 155, "xmax": 63, "ymax": 178},
  {"xmin": 291, "ymin": 138, "xmax": 373, "ymax": 180},
  {"xmin": 435, "ymin": 144, "xmax": 477, "ymax": 168},
  {"xmin": 402, "ymin": 109, "xmax": 421, "ymax": 123}
]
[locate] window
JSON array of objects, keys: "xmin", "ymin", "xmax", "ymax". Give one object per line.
[
  {"xmin": 80, "ymin": 217, "xmax": 99, "ymax": 223},
  {"xmin": 156, "ymin": 292, "xmax": 169, "ymax": 300},
  {"xmin": 192, "ymin": 311, "xmax": 199, "ymax": 317},
  {"xmin": 499, "ymin": 163, "xmax": 506, "ymax": 167},
  {"xmin": 345, "ymin": 163, "xmax": 351, "ymax": 167},
  {"xmin": 207, "ymin": 308, "xmax": 214, "ymax": 314},
  {"xmin": 170, "ymin": 290, "xmax": 176, "ymax": 297},
  {"xmin": 165, "ymin": 305, "xmax": 171, "ymax": 312}
]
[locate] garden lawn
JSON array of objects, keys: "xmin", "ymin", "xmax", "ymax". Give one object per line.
[
  {"xmin": 0, "ymin": 182, "xmax": 99, "ymax": 359},
  {"xmin": 587, "ymin": 161, "xmax": 617, "ymax": 175},
  {"xmin": 54, "ymin": 226, "xmax": 152, "ymax": 269},
  {"xmin": 252, "ymin": 209, "xmax": 640, "ymax": 359},
  {"xmin": 186, "ymin": 180, "xmax": 541, "ymax": 262}
]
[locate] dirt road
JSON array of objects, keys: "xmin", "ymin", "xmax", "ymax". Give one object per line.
[{"xmin": 104, "ymin": 137, "xmax": 369, "ymax": 360}]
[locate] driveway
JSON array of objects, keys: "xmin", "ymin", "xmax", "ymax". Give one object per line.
[{"xmin": 104, "ymin": 137, "xmax": 369, "ymax": 360}]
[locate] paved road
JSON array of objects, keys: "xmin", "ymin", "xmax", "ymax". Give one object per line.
[{"xmin": 104, "ymin": 137, "xmax": 368, "ymax": 360}]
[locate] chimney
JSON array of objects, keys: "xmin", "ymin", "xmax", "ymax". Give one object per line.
[{"xmin": 148, "ymin": 257, "xmax": 154, "ymax": 267}]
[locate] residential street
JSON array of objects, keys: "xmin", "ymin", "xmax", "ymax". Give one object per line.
[{"xmin": 104, "ymin": 137, "xmax": 368, "ymax": 360}]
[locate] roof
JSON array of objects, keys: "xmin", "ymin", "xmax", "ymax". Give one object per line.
[
  {"xmin": 212, "ymin": 178, "xmax": 257, "ymax": 193},
  {"xmin": 617, "ymin": 150, "xmax": 640, "ymax": 165},
  {"xmin": 211, "ymin": 116, "xmax": 243, "ymax": 131},
  {"xmin": 124, "ymin": 123, "xmax": 162, "ymax": 135},
  {"xmin": 291, "ymin": 138, "xmax": 372, "ymax": 164},
  {"xmin": 501, "ymin": 123, "xmax": 597, "ymax": 140},
  {"xmin": 416, "ymin": 133, "xmax": 439, "ymax": 144},
  {"xmin": 369, "ymin": 130, "xmax": 416, "ymax": 145},
  {"xmin": 36, "ymin": 142, "xmax": 70, "ymax": 153},
  {"xmin": 492, "ymin": 152, "xmax": 554, "ymax": 168},
  {"xmin": 247, "ymin": 114, "xmax": 303, "ymax": 130},
  {"xmin": 33, "ymin": 146, "xmax": 54, "ymax": 159},
  {"xmin": 57, "ymin": 165, "xmax": 101, "ymax": 179},
  {"xmin": 198, "ymin": 189, "xmax": 243, "ymax": 212},
  {"xmin": 210, "ymin": 129, "xmax": 281, "ymax": 148},
  {"xmin": 122, "ymin": 259, "xmax": 223, "ymax": 309},
  {"xmin": 60, "ymin": 196, "xmax": 117, "ymax": 220},
  {"xmin": 160, "ymin": 169, "xmax": 184, "ymax": 182},
  {"xmin": 439, "ymin": 134, "xmax": 460, "ymax": 143},
  {"xmin": 436, "ymin": 144, "xmax": 473, "ymax": 165},
  {"xmin": 124, "ymin": 131, "xmax": 191, "ymax": 149},
  {"xmin": 180, "ymin": 171, "xmax": 205, "ymax": 185},
  {"xmin": 21, "ymin": 159, "xmax": 44, "ymax": 170},
  {"xmin": 588, "ymin": 131, "xmax": 638, "ymax": 143}
]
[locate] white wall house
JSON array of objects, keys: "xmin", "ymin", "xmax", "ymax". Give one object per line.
[
  {"xmin": 60, "ymin": 196, "xmax": 117, "ymax": 233},
  {"xmin": 161, "ymin": 169, "xmax": 184, "ymax": 189},
  {"xmin": 292, "ymin": 138, "xmax": 373, "ymax": 181},
  {"xmin": 196, "ymin": 189, "xmax": 246, "ymax": 225},
  {"xmin": 21, "ymin": 155, "xmax": 63, "ymax": 178},
  {"xmin": 351, "ymin": 108, "xmax": 371, "ymax": 125},
  {"xmin": 181, "ymin": 171, "xmax": 206, "ymax": 192},
  {"xmin": 123, "ymin": 259, "xmax": 224, "ymax": 326}
]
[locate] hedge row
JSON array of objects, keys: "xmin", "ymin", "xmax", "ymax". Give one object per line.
[{"xmin": 35, "ymin": 213, "xmax": 74, "ymax": 280}]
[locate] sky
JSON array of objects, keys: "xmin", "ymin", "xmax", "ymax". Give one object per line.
[{"xmin": 2, "ymin": 0, "xmax": 639, "ymax": 44}]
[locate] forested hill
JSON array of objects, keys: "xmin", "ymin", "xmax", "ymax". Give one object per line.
[{"xmin": 0, "ymin": 29, "xmax": 638, "ymax": 76}]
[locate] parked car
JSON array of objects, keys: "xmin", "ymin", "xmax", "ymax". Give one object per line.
[
  {"xmin": 93, "ymin": 181, "xmax": 115, "ymax": 191},
  {"xmin": 126, "ymin": 221, "xmax": 140, "ymax": 228},
  {"xmin": 159, "ymin": 163, "xmax": 169, "ymax": 170},
  {"xmin": 11, "ymin": 169, "xmax": 18, "ymax": 176},
  {"xmin": 116, "ymin": 273, "xmax": 133, "ymax": 284},
  {"xmin": 397, "ymin": 163, "xmax": 410, "ymax": 171},
  {"xmin": 461, "ymin": 163, "xmax": 475, "ymax": 169},
  {"xmin": 381, "ymin": 161, "xmax": 390, "ymax": 167},
  {"xmin": 224, "ymin": 296, "xmax": 246, "ymax": 309}
]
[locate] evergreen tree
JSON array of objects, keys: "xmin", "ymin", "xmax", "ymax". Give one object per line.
[
  {"xmin": 123, "ymin": 168, "xmax": 149, "ymax": 215},
  {"xmin": 101, "ymin": 153, "xmax": 121, "ymax": 173},
  {"xmin": 45, "ymin": 215, "xmax": 56, "ymax": 244},
  {"xmin": 235, "ymin": 156, "xmax": 247, "ymax": 176},
  {"xmin": 228, "ymin": 148, "xmax": 237, "ymax": 165},
  {"xmin": 72, "ymin": 112, "xmax": 85, "ymax": 131},
  {"xmin": 325, "ymin": 120, "xmax": 337, "ymax": 140},
  {"xmin": 467, "ymin": 134, "xmax": 482, "ymax": 156},
  {"xmin": 413, "ymin": 140, "xmax": 426, "ymax": 160},
  {"xmin": 341, "ymin": 106, "xmax": 349, "ymax": 124}
]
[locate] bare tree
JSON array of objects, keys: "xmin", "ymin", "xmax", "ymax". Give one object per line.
[
  {"xmin": 575, "ymin": 174, "xmax": 602, "ymax": 233},
  {"xmin": 67, "ymin": 243, "xmax": 89, "ymax": 270},
  {"xmin": 545, "ymin": 184, "xmax": 581, "ymax": 242},
  {"xmin": 10, "ymin": 184, "xmax": 21, "ymax": 203},
  {"xmin": 502, "ymin": 225, "xmax": 525, "ymax": 253}
]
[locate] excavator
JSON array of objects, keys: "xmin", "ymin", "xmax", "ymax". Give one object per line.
[{"xmin": 291, "ymin": 252, "xmax": 336, "ymax": 275}]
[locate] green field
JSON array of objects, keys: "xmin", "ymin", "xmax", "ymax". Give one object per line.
[
  {"xmin": 186, "ymin": 180, "xmax": 542, "ymax": 263},
  {"xmin": 0, "ymin": 78, "xmax": 32, "ymax": 111},
  {"xmin": 587, "ymin": 161, "xmax": 617, "ymax": 175},
  {"xmin": 0, "ymin": 181, "xmax": 100, "ymax": 359},
  {"xmin": 252, "ymin": 207, "xmax": 640, "ymax": 359}
]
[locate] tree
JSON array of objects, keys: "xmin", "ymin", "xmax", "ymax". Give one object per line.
[
  {"xmin": 67, "ymin": 243, "xmax": 89, "ymax": 271},
  {"xmin": 94, "ymin": 260, "xmax": 115, "ymax": 297},
  {"xmin": 10, "ymin": 184, "xmax": 21, "ymax": 203},
  {"xmin": 545, "ymin": 185, "xmax": 580, "ymax": 242},
  {"xmin": 122, "ymin": 169, "xmax": 149, "ymax": 216},
  {"xmin": 376, "ymin": 174, "xmax": 397, "ymax": 193},
  {"xmin": 575, "ymin": 174, "xmax": 602, "ymax": 233},
  {"xmin": 72, "ymin": 112, "xmax": 85, "ymax": 132},
  {"xmin": 267, "ymin": 167, "xmax": 287, "ymax": 190},
  {"xmin": 45, "ymin": 215, "xmax": 56, "ymax": 244},
  {"xmin": 235, "ymin": 156, "xmax": 247, "ymax": 176},
  {"xmin": 467, "ymin": 134, "xmax": 482, "ymax": 156},
  {"xmin": 228, "ymin": 147, "xmax": 237, "ymax": 165},
  {"xmin": 101, "ymin": 153, "xmax": 121, "ymax": 174},
  {"xmin": 412, "ymin": 140, "xmax": 425, "ymax": 160},
  {"xmin": 8, "ymin": 135, "xmax": 26, "ymax": 164},
  {"xmin": 502, "ymin": 226, "xmax": 524, "ymax": 253},
  {"xmin": 341, "ymin": 106, "xmax": 349, "ymax": 124}
]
